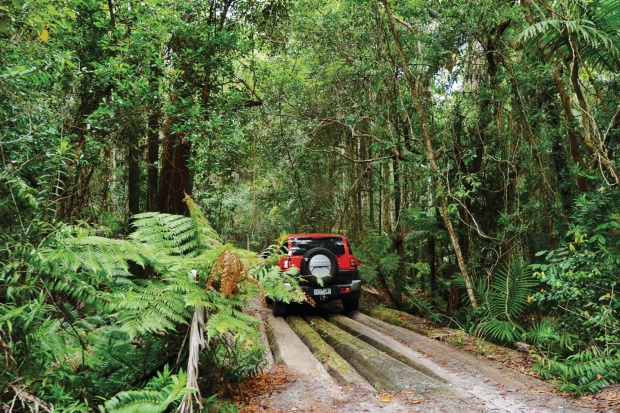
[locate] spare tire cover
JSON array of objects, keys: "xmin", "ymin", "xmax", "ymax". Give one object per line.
[{"xmin": 300, "ymin": 247, "xmax": 338, "ymax": 285}]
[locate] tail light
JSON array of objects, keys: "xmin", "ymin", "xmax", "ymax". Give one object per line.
[{"xmin": 350, "ymin": 258, "xmax": 361, "ymax": 267}]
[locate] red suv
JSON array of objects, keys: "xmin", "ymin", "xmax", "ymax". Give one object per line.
[{"xmin": 273, "ymin": 233, "xmax": 361, "ymax": 317}]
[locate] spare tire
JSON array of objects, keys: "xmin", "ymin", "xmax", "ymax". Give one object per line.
[{"xmin": 300, "ymin": 247, "xmax": 338, "ymax": 285}]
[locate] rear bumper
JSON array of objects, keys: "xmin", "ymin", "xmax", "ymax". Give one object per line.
[{"xmin": 299, "ymin": 279, "xmax": 362, "ymax": 301}]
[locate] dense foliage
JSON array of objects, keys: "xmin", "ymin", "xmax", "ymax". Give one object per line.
[{"xmin": 1, "ymin": 0, "xmax": 619, "ymax": 406}]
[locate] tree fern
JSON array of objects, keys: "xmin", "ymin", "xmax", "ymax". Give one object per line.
[
  {"xmin": 184, "ymin": 195, "xmax": 223, "ymax": 250},
  {"xmin": 130, "ymin": 213, "xmax": 200, "ymax": 257},
  {"xmin": 2, "ymin": 196, "xmax": 275, "ymax": 411}
]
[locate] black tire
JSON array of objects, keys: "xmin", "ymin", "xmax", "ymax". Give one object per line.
[
  {"xmin": 273, "ymin": 300, "xmax": 287, "ymax": 317},
  {"xmin": 341, "ymin": 296, "xmax": 359, "ymax": 312},
  {"xmin": 300, "ymin": 247, "xmax": 338, "ymax": 285}
]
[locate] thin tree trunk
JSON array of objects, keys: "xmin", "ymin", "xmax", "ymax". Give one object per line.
[
  {"xmin": 428, "ymin": 233, "xmax": 437, "ymax": 304},
  {"xmin": 128, "ymin": 143, "xmax": 141, "ymax": 215},
  {"xmin": 553, "ymin": 69, "xmax": 589, "ymax": 192},
  {"xmin": 382, "ymin": 162, "xmax": 392, "ymax": 234},
  {"xmin": 568, "ymin": 49, "xmax": 619, "ymax": 185},
  {"xmin": 101, "ymin": 147, "xmax": 112, "ymax": 212},
  {"xmin": 381, "ymin": 0, "xmax": 479, "ymax": 309},
  {"xmin": 392, "ymin": 148, "xmax": 405, "ymax": 306}
]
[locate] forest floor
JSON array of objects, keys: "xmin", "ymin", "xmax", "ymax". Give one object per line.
[{"xmin": 223, "ymin": 300, "xmax": 620, "ymax": 413}]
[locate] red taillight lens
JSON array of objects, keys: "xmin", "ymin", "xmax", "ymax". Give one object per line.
[
  {"xmin": 350, "ymin": 258, "xmax": 360, "ymax": 267},
  {"xmin": 339, "ymin": 287, "xmax": 351, "ymax": 294}
]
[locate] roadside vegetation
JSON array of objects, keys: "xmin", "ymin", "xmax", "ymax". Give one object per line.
[{"xmin": 1, "ymin": 0, "xmax": 619, "ymax": 410}]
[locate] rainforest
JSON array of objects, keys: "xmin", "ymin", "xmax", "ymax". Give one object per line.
[{"xmin": 1, "ymin": 0, "xmax": 619, "ymax": 411}]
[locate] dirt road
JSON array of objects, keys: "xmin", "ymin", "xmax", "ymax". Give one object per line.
[{"xmin": 243, "ymin": 302, "xmax": 615, "ymax": 413}]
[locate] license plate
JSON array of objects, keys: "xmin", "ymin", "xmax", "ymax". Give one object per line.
[{"xmin": 314, "ymin": 288, "xmax": 332, "ymax": 296}]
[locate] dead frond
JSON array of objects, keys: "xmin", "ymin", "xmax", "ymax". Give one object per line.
[
  {"xmin": 208, "ymin": 249, "xmax": 244, "ymax": 298},
  {"xmin": 7, "ymin": 384, "xmax": 54, "ymax": 413},
  {"xmin": 178, "ymin": 306, "xmax": 205, "ymax": 413}
]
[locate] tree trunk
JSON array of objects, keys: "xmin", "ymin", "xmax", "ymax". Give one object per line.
[
  {"xmin": 160, "ymin": 95, "xmax": 191, "ymax": 215},
  {"xmin": 128, "ymin": 143, "xmax": 141, "ymax": 215},
  {"xmin": 159, "ymin": 133, "xmax": 191, "ymax": 215},
  {"xmin": 382, "ymin": 162, "xmax": 392, "ymax": 234},
  {"xmin": 553, "ymin": 69, "xmax": 588, "ymax": 192},
  {"xmin": 147, "ymin": 111, "xmax": 160, "ymax": 212},
  {"xmin": 381, "ymin": 0, "xmax": 479, "ymax": 309},
  {"xmin": 567, "ymin": 51, "xmax": 619, "ymax": 185},
  {"xmin": 392, "ymin": 146, "xmax": 406, "ymax": 306}
]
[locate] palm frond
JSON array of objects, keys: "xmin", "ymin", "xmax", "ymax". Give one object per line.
[
  {"xmin": 477, "ymin": 319, "xmax": 525, "ymax": 343},
  {"xmin": 525, "ymin": 318, "xmax": 579, "ymax": 356},
  {"xmin": 488, "ymin": 260, "xmax": 538, "ymax": 321},
  {"xmin": 519, "ymin": 0, "xmax": 620, "ymax": 71}
]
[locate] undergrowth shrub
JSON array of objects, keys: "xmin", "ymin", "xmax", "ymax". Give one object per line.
[
  {"xmin": 529, "ymin": 189, "xmax": 620, "ymax": 394},
  {"xmin": 354, "ymin": 234, "xmax": 401, "ymax": 307}
]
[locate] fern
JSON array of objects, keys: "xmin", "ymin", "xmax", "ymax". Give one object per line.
[
  {"xmin": 130, "ymin": 213, "xmax": 201, "ymax": 256},
  {"xmin": 184, "ymin": 195, "xmax": 223, "ymax": 249},
  {"xmin": 259, "ymin": 266, "xmax": 306, "ymax": 304},
  {"xmin": 534, "ymin": 346, "xmax": 620, "ymax": 395},
  {"xmin": 524, "ymin": 318, "xmax": 579, "ymax": 358},
  {"xmin": 3, "ymin": 196, "xmax": 273, "ymax": 411},
  {"xmin": 207, "ymin": 336, "xmax": 266, "ymax": 384},
  {"xmin": 101, "ymin": 367, "xmax": 194, "ymax": 413},
  {"xmin": 111, "ymin": 275, "xmax": 201, "ymax": 336}
]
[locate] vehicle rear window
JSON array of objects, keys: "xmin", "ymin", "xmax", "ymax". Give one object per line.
[{"xmin": 290, "ymin": 237, "xmax": 346, "ymax": 256}]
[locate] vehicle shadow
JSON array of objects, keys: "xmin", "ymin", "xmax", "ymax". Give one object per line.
[{"xmin": 282, "ymin": 300, "xmax": 346, "ymax": 317}]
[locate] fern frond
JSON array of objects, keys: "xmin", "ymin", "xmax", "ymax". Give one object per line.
[
  {"xmin": 184, "ymin": 195, "xmax": 223, "ymax": 249},
  {"xmin": 112, "ymin": 276, "xmax": 200, "ymax": 336},
  {"xmin": 205, "ymin": 310, "xmax": 260, "ymax": 343},
  {"xmin": 102, "ymin": 369, "xmax": 194, "ymax": 413},
  {"xmin": 207, "ymin": 249, "xmax": 245, "ymax": 298},
  {"xmin": 130, "ymin": 213, "xmax": 198, "ymax": 256},
  {"xmin": 534, "ymin": 346, "xmax": 620, "ymax": 394}
]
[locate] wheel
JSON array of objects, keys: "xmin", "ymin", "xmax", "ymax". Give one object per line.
[
  {"xmin": 300, "ymin": 247, "xmax": 338, "ymax": 285},
  {"xmin": 273, "ymin": 300, "xmax": 287, "ymax": 317},
  {"xmin": 341, "ymin": 296, "xmax": 359, "ymax": 312}
]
